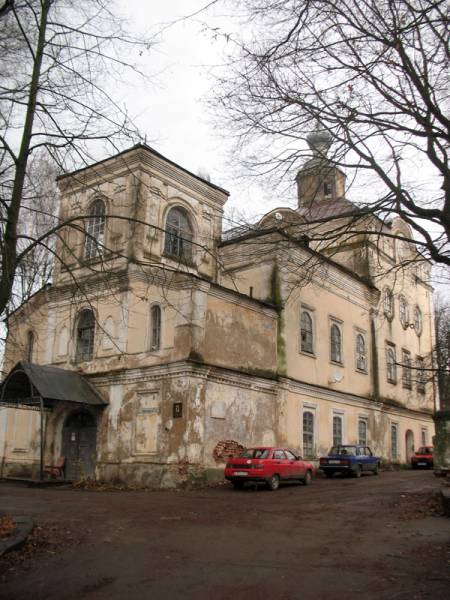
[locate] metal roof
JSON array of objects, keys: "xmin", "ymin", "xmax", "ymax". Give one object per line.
[{"xmin": 0, "ymin": 362, "xmax": 107, "ymax": 407}]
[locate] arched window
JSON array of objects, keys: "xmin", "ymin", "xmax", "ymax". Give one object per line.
[
  {"xmin": 150, "ymin": 305, "xmax": 161, "ymax": 351},
  {"xmin": 355, "ymin": 333, "xmax": 366, "ymax": 372},
  {"xmin": 386, "ymin": 346, "xmax": 397, "ymax": 383},
  {"xmin": 333, "ymin": 415, "xmax": 343, "ymax": 447},
  {"xmin": 383, "ymin": 288, "xmax": 394, "ymax": 320},
  {"xmin": 330, "ymin": 323, "xmax": 342, "ymax": 363},
  {"xmin": 85, "ymin": 199, "xmax": 106, "ymax": 260},
  {"xmin": 76, "ymin": 309, "xmax": 95, "ymax": 361},
  {"xmin": 300, "ymin": 310, "xmax": 313, "ymax": 354},
  {"xmin": 358, "ymin": 418, "xmax": 367, "ymax": 446},
  {"xmin": 303, "ymin": 411, "xmax": 314, "ymax": 458},
  {"xmin": 399, "ymin": 296, "xmax": 408, "ymax": 328},
  {"xmin": 164, "ymin": 207, "xmax": 193, "ymax": 261},
  {"xmin": 26, "ymin": 330, "xmax": 34, "ymax": 362},
  {"xmin": 414, "ymin": 306, "xmax": 422, "ymax": 336}
]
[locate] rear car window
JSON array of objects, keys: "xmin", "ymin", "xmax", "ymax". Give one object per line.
[
  {"xmin": 330, "ymin": 446, "xmax": 357, "ymax": 456},
  {"xmin": 240, "ymin": 448, "xmax": 270, "ymax": 459}
]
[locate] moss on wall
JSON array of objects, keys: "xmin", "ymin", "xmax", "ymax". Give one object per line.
[{"xmin": 270, "ymin": 264, "xmax": 286, "ymax": 375}]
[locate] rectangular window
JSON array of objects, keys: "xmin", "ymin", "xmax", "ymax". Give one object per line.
[
  {"xmin": 421, "ymin": 428, "xmax": 427, "ymax": 446},
  {"xmin": 391, "ymin": 424, "xmax": 398, "ymax": 460},
  {"xmin": 332, "ymin": 414, "xmax": 343, "ymax": 447},
  {"xmin": 330, "ymin": 320, "xmax": 343, "ymax": 364},
  {"xmin": 303, "ymin": 410, "xmax": 315, "ymax": 458},
  {"xmin": 416, "ymin": 357, "xmax": 426, "ymax": 393},
  {"xmin": 402, "ymin": 349, "xmax": 412, "ymax": 389},
  {"xmin": 358, "ymin": 418, "xmax": 367, "ymax": 446},
  {"xmin": 386, "ymin": 344, "xmax": 397, "ymax": 384}
]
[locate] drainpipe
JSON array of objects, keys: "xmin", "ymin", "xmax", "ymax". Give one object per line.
[{"xmin": 370, "ymin": 310, "xmax": 380, "ymax": 401}]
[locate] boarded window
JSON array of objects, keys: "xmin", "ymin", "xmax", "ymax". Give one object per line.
[
  {"xmin": 300, "ymin": 310, "xmax": 313, "ymax": 354},
  {"xmin": 134, "ymin": 392, "xmax": 160, "ymax": 454}
]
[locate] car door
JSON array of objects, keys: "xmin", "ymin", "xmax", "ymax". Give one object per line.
[
  {"xmin": 365, "ymin": 447, "xmax": 376, "ymax": 470},
  {"xmin": 272, "ymin": 449, "xmax": 289, "ymax": 479},
  {"xmin": 357, "ymin": 446, "xmax": 369, "ymax": 470},
  {"xmin": 285, "ymin": 449, "xmax": 305, "ymax": 479}
]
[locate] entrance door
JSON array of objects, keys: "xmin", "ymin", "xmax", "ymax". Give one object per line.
[
  {"xmin": 62, "ymin": 410, "xmax": 97, "ymax": 480},
  {"xmin": 405, "ymin": 429, "xmax": 415, "ymax": 461}
]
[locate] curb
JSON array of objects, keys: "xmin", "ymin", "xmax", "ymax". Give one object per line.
[{"xmin": 0, "ymin": 517, "xmax": 34, "ymax": 557}]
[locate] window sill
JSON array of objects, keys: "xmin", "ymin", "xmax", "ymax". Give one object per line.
[
  {"xmin": 387, "ymin": 379, "xmax": 397, "ymax": 385},
  {"xmin": 330, "ymin": 360, "xmax": 344, "ymax": 367},
  {"xmin": 355, "ymin": 368, "xmax": 368, "ymax": 375},
  {"xmin": 162, "ymin": 252, "xmax": 196, "ymax": 268},
  {"xmin": 299, "ymin": 350, "xmax": 316, "ymax": 359}
]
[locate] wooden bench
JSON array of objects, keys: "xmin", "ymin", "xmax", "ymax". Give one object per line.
[{"xmin": 44, "ymin": 457, "xmax": 66, "ymax": 479}]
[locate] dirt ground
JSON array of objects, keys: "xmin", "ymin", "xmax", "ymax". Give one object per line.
[{"xmin": 0, "ymin": 470, "xmax": 449, "ymax": 600}]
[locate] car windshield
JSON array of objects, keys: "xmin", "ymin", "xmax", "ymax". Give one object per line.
[
  {"xmin": 240, "ymin": 448, "xmax": 270, "ymax": 459},
  {"xmin": 330, "ymin": 446, "xmax": 357, "ymax": 456},
  {"xmin": 416, "ymin": 447, "xmax": 432, "ymax": 454}
]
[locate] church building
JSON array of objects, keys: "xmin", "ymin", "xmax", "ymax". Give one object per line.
[{"xmin": 0, "ymin": 132, "xmax": 437, "ymax": 486}]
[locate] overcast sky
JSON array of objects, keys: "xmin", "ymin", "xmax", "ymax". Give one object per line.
[{"xmin": 118, "ymin": 1, "xmax": 288, "ymax": 228}]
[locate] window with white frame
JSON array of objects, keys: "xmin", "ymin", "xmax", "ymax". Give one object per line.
[
  {"xmin": 332, "ymin": 414, "xmax": 343, "ymax": 447},
  {"xmin": 164, "ymin": 206, "xmax": 193, "ymax": 261},
  {"xmin": 414, "ymin": 305, "xmax": 423, "ymax": 336},
  {"xmin": 399, "ymin": 296, "xmax": 408, "ymax": 328},
  {"xmin": 402, "ymin": 349, "xmax": 412, "ymax": 389},
  {"xmin": 386, "ymin": 345, "xmax": 397, "ymax": 384},
  {"xmin": 391, "ymin": 424, "xmax": 398, "ymax": 460},
  {"xmin": 421, "ymin": 428, "xmax": 427, "ymax": 446},
  {"xmin": 358, "ymin": 418, "xmax": 368, "ymax": 446},
  {"xmin": 330, "ymin": 322, "xmax": 342, "ymax": 363},
  {"xmin": 300, "ymin": 309, "xmax": 314, "ymax": 354},
  {"xmin": 416, "ymin": 356, "xmax": 426, "ymax": 393},
  {"xmin": 355, "ymin": 332, "xmax": 367, "ymax": 372},
  {"xmin": 150, "ymin": 305, "xmax": 161, "ymax": 351},
  {"xmin": 383, "ymin": 288, "xmax": 394, "ymax": 320},
  {"xmin": 85, "ymin": 199, "xmax": 106, "ymax": 260},
  {"xmin": 303, "ymin": 411, "xmax": 315, "ymax": 458}
]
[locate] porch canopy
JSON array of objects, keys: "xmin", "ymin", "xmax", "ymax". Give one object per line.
[
  {"xmin": 0, "ymin": 361, "xmax": 107, "ymax": 409},
  {"xmin": 0, "ymin": 361, "xmax": 107, "ymax": 481}
]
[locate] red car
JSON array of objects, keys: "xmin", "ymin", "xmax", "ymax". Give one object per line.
[
  {"xmin": 225, "ymin": 447, "xmax": 316, "ymax": 490},
  {"xmin": 411, "ymin": 446, "xmax": 434, "ymax": 469}
]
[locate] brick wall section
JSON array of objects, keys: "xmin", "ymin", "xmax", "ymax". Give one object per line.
[{"xmin": 213, "ymin": 440, "xmax": 245, "ymax": 462}]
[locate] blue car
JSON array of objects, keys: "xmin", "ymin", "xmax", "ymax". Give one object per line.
[{"xmin": 319, "ymin": 445, "xmax": 381, "ymax": 478}]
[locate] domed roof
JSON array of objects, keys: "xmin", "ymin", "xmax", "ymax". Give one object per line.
[{"xmin": 306, "ymin": 125, "xmax": 332, "ymax": 157}]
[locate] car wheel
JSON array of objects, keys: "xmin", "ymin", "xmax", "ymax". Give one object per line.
[
  {"xmin": 302, "ymin": 470, "xmax": 312, "ymax": 485},
  {"xmin": 267, "ymin": 474, "xmax": 280, "ymax": 491},
  {"xmin": 325, "ymin": 471, "xmax": 334, "ymax": 478},
  {"xmin": 354, "ymin": 465, "xmax": 362, "ymax": 478},
  {"xmin": 232, "ymin": 481, "xmax": 244, "ymax": 490}
]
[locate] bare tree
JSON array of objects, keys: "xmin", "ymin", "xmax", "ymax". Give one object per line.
[
  {"xmin": 0, "ymin": 0, "xmax": 153, "ymax": 319},
  {"xmin": 435, "ymin": 296, "xmax": 450, "ymax": 407},
  {"xmin": 209, "ymin": 0, "xmax": 449, "ymax": 268}
]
